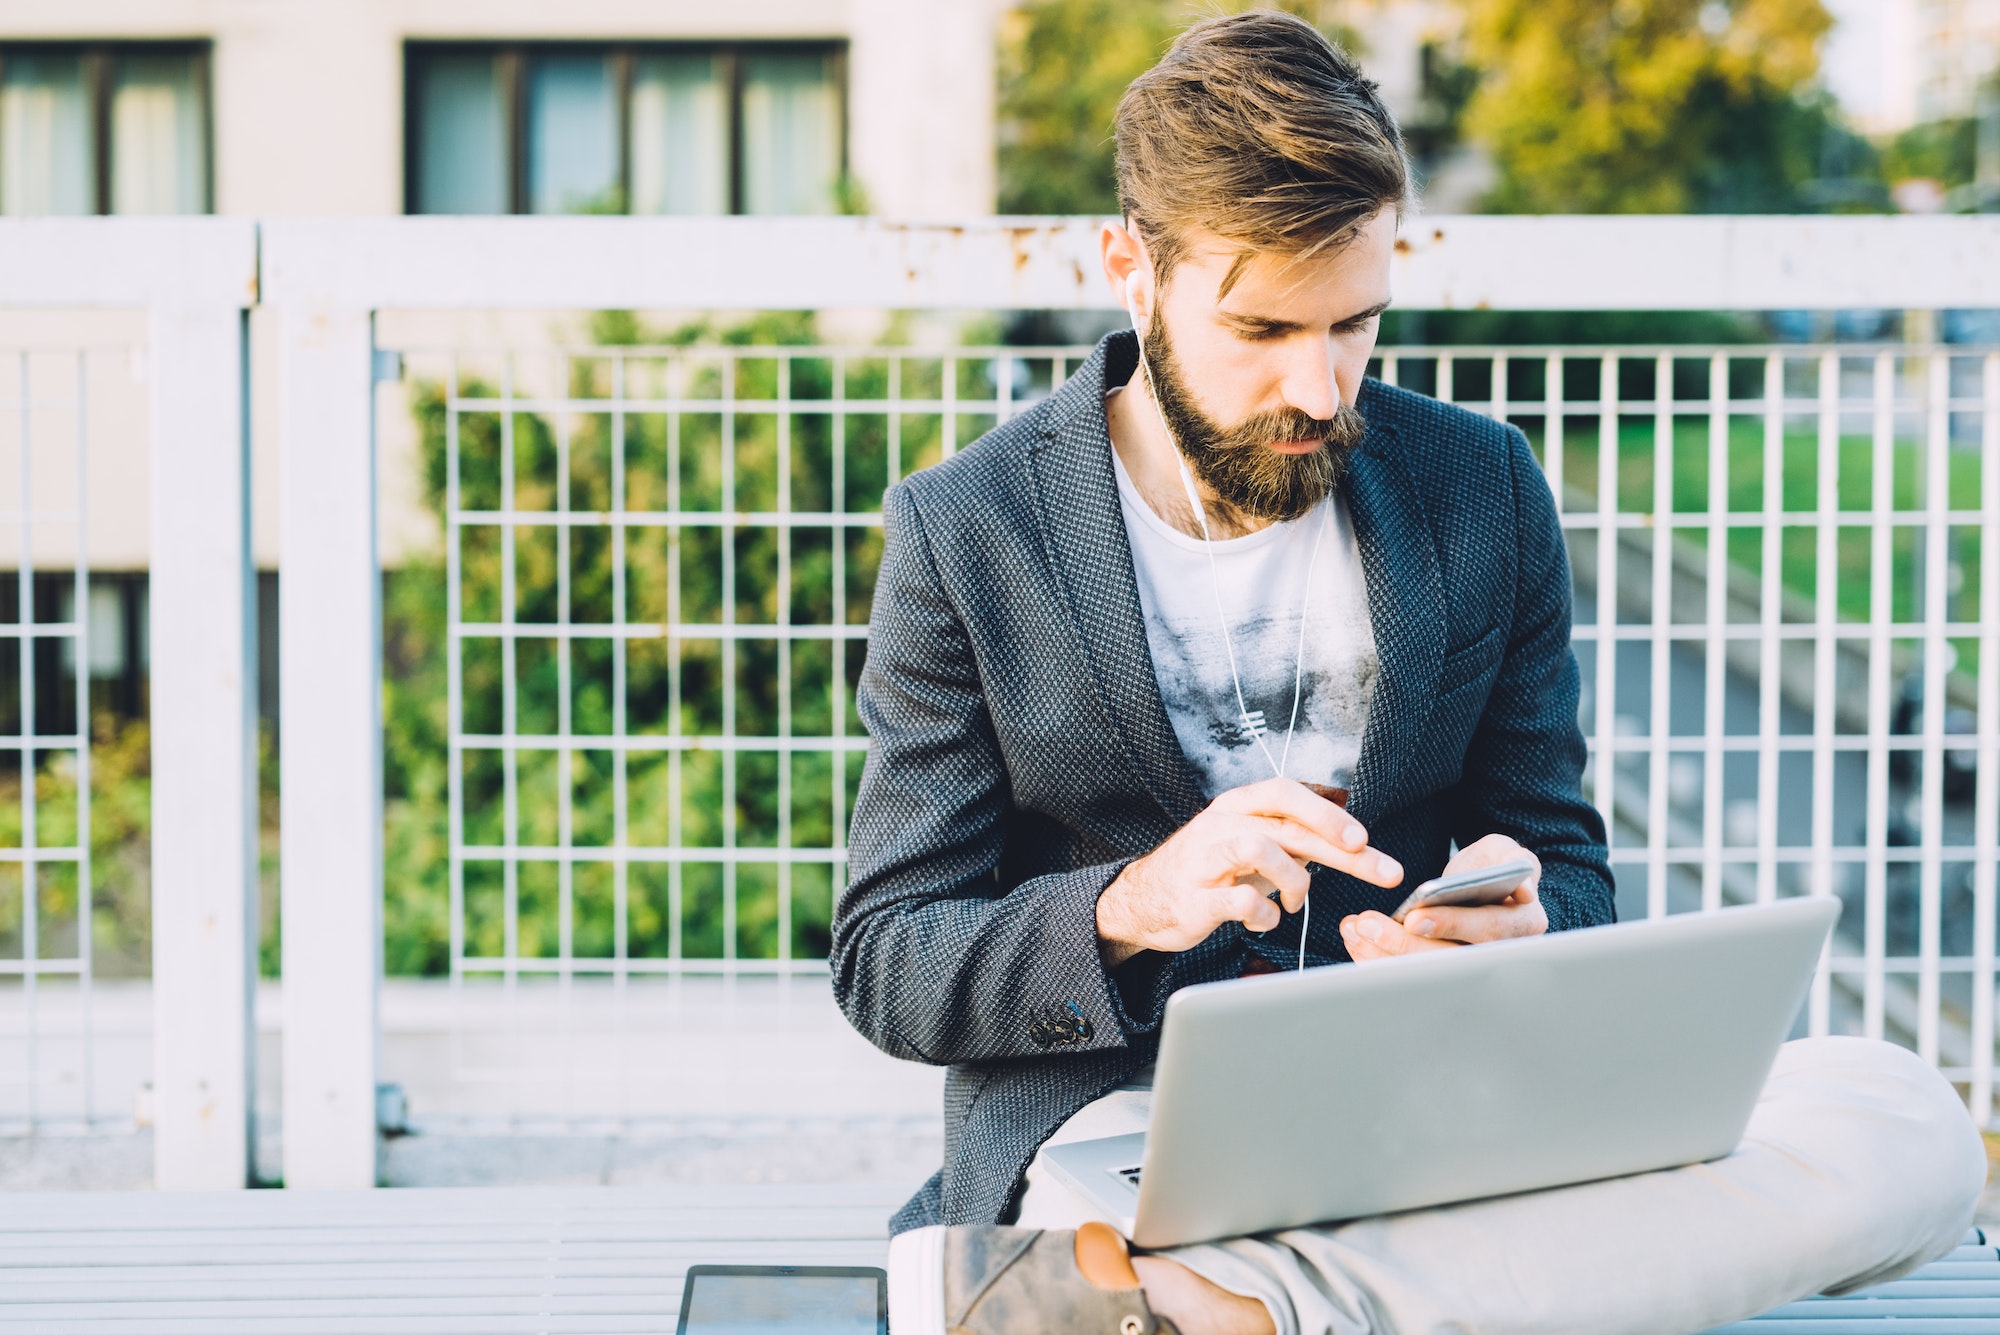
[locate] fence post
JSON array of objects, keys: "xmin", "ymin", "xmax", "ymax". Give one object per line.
[
  {"xmin": 278, "ymin": 304, "xmax": 380, "ymax": 1188},
  {"xmin": 149, "ymin": 302, "xmax": 259, "ymax": 1189}
]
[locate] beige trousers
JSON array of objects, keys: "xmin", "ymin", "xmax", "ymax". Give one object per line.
[{"xmin": 1014, "ymin": 1037, "xmax": 1987, "ymax": 1335}]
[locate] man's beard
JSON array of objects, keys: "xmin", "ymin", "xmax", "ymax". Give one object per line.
[{"xmin": 1141, "ymin": 308, "xmax": 1365, "ymax": 524}]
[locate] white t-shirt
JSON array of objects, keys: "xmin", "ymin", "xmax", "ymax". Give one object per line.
[{"xmin": 1111, "ymin": 447, "xmax": 1379, "ymax": 800}]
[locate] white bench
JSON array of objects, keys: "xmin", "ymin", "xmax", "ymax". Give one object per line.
[
  {"xmin": 0, "ymin": 1187, "xmax": 1988, "ymax": 1332},
  {"xmin": 0, "ymin": 1184, "xmax": 899, "ymax": 1333},
  {"xmin": 1705, "ymin": 1228, "xmax": 2000, "ymax": 1333}
]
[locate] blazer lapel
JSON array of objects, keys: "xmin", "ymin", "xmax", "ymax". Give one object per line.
[
  {"xmin": 1024, "ymin": 334, "xmax": 1209, "ymax": 828},
  {"xmin": 1343, "ymin": 391, "xmax": 1446, "ymax": 828}
]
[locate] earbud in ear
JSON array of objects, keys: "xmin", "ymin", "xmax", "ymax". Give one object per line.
[{"xmin": 1124, "ymin": 273, "xmax": 1144, "ymax": 328}]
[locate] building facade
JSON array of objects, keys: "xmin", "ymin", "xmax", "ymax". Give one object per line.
[
  {"xmin": 0, "ymin": 0, "xmax": 999, "ymax": 219},
  {"xmin": 1823, "ymin": 0, "xmax": 2000, "ymax": 134}
]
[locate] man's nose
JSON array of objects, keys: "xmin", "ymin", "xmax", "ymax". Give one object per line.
[{"xmin": 1280, "ymin": 338, "xmax": 1343, "ymax": 421}]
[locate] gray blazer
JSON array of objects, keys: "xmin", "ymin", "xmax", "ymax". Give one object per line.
[{"xmin": 831, "ymin": 331, "xmax": 1613, "ymax": 1233}]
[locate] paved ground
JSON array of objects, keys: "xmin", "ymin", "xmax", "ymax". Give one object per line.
[
  {"xmin": 0, "ymin": 976, "xmax": 945, "ymax": 1192},
  {"xmin": 0, "ymin": 975, "xmax": 943, "ymax": 1126},
  {"xmin": 379, "ymin": 1116, "xmax": 941, "ymax": 1190},
  {"xmin": 0, "ymin": 1133, "xmax": 154, "ymax": 1193},
  {"xmin": 0, "ymin": 1116, "xmax": 942, "ymax": 1194}
]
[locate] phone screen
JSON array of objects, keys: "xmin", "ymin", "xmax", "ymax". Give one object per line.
[{"xmin": 680, "ymin": 1270, "xmax": 884, "ymax": 1335}]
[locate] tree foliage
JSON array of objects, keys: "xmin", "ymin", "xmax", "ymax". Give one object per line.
[
  {"xmin": 382, "ymin": 310, "xmax": 935, "ymax": 974},
  {"xmin": 1881, "ymin": 114, "xmax": 1980, "ymax": 190},
  {"xmin": 1458, "ymin": 0, "xmax": 1840, "ymax": 212},
  {"xmin": 0, "ymin": 717, "xmax": 156, "ymax": 978},
  {"xmin": 999, "ymin": 0, "xmax": 1869, "ymax": 217}
]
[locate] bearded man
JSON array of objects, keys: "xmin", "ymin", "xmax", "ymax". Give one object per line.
[{"xmin": 830, "ymin": 12, "xmax": 1982, "ymax": 1334}]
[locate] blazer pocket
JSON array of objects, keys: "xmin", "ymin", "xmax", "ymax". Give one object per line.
[{"xmin": 1437, "ymin": 625, "xmax": 1505, "ymax": 696}]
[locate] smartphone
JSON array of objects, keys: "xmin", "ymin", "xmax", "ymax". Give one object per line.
[
  {"xmin": 676, "ymin": 1264, "xmax": 886, "ymax": 1335},
  {"xmin": 1388, "ymin": 858, "xmax": 1536, "ymax": 924}
]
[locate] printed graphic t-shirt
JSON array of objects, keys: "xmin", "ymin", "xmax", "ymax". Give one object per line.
[{"xmin": 1110, "ymin": 446, "xmax": 1379, "ymax": 800}]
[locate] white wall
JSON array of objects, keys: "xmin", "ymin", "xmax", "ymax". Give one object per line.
[
  {"xmin": 5, "ymin": 0, "xmax": 998, "ymax": 218},
  {"xmin": 0, "ymin": 310, "xmax": 151, "ymax": 570},
  {"xmin": 1341, "ymin": 0, "xmax": 1457, "ymax": 123},
  {"xmin": 849, "ymin": 0, "xmax": 998, "ymax": 218},
  {"xmin": 1822, "ymin": 0, "xmax": 1916, "ymax": 135},
  {"xmin": 1911, "ymin": 0, "xmax": 2000, "ymax": 124},
  {"xmin": 1823, "ymin": 0, "xmax": 2000, "ymax": 135}
]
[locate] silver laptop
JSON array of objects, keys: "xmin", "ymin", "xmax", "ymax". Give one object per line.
[{"xmin": 1042, "ymin": 897, "xmax": 1838, "ymax": 1248}]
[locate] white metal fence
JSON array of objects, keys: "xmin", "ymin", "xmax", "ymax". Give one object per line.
[
  {"xmin": 0, "ymin": 344, "xmax": 97, "ymax": 1133},
  {"xmin": 413, "ymin": 342, "xmax": 1048, "ymax": 986},
  {"xmin": 0, "ymin": 220, "xmax": 258, "ymax": 1189},
  {"xmin": 3, "ymin": 215, "xmax": 1999, "ymax": 1190},
  {"xmin": 404, "ymin": 335, "xmax": 2000, "ymax": 1128},
  {"xmin": 1394, "ymin": 344, "xmax": 2000, "ymax": 1126}
]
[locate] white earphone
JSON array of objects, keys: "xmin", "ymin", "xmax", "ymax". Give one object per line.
[{"xmin": 1123, "ymin": 268, "xmax": 1331, "ymax": 971}]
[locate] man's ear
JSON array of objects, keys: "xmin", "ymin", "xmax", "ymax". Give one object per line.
[{"xmin": 1099, "ymin": 220, "xmax": 1153, "ymax": 325}]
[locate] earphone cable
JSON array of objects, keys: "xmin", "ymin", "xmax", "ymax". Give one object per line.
[
  {"xmin": 1279, "ymin": 504, "xmax": 1332, "ymax": 781},
  {"xmin": 1180, "ymin": 465, "xmax": 1287, "ymax": 781},
  {"xmin": 1283, "ymin": 506, "xmax": 1331, "ymax": 972},
  {"xmin": 1138, "ymin": 331, "xmax": 1325, "ymax": 973}
]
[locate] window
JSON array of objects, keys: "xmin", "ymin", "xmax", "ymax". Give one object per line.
[
  {"xmin": 406, "ymin": 43, "xmax": 846, "ymax": 216},
  {"xmin": 0, "ymin": 43, "xmax": 211, "ymax": 216}
]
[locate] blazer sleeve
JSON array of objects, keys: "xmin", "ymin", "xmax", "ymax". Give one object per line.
[
  {"xmin": 829, "ymin": 482, "xmax": 1137, "ymax": 1066},
  {"xmin": 1448, "ymin": 427, "xmax": 1615, "ymax": 933}
]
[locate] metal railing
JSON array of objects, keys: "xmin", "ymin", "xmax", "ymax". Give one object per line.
[
  {"xmin": 2, "ymin": 214, "xmax": 1999, "ymax": 1188},
  {"xmin": 1395, "ymin": 345, "xmax": 2000, "ymax": 1125},
  {"xmin": 415, "ymin": 343, "xmax": 1049, "ymax": 984},
  {"xmin": 0, "ymin": 346, "xmax": 97, "ymax": 1133},
  {"xmin": 0, "ymin": 219, "xmax": 259, "ymax": 1189},
  {"xmin": 404, "ymin": 335, "xmax": 1999, "ymax": 1131}
]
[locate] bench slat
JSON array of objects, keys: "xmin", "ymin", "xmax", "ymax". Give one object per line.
[{"xmin": 0, "ymin": 1187, "xmax": 1988, "ymax": 1334}]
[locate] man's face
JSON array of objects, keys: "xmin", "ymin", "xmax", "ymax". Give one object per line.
[{"xmin": 1136, "ymin": 209, "xmax": 1396, "ymax": 522}]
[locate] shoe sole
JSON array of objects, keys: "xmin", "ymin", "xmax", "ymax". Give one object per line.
[{"xmin": 887, "ymin": 1225, "xmax": 947, "ymax": 1335}]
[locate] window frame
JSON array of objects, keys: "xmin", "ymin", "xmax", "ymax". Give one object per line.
[
  {"xmin": 403, "ymin": 40, "xmax": 850, "ymax": 216},
  {"xmin": 0, "ymin": 39, "xmax": 215, "ymax": 216}
]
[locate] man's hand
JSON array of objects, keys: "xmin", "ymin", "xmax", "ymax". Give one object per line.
[
  {"xmin": 1338, "ymin": 832, "xmax": 1546, "ymax": 962},
  {"xmin": 1097, "ymin": 778, "xmax": 1404, "ymax": 968}
]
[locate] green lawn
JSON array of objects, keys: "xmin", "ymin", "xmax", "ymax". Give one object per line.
[{"xmin": 1520, "ymin": 416, "xmax": 1986, "ymax": 662}]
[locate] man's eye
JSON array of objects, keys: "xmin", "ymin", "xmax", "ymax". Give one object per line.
[{"xmin": 1237, "ymin": 325, "xmax": 1287, "ymax": 342}]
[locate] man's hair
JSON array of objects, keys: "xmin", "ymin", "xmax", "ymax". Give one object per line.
[{"xmin": 1114, "ymin": 10, "xmax": 1409, "ymax": 295}]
